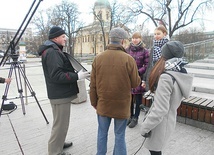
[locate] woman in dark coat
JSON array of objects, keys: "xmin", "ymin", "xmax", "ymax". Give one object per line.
[{"xmin": 126, "ymin": 32, "xmax": 149, "ymax": 128}]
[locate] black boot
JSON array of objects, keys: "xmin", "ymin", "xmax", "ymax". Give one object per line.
[
  {"xmin": 127, "ymin": 117, "xmax": 132, "ymax": 126},
  {"xmin": 129, "ymin": 117, "xmax": 138, "ymax": 128}
]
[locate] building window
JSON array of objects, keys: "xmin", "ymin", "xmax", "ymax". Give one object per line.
[
  {"xmin": 106, "ymin": 12, "xmax": 109, "ymax": 20},
  {"xmin": 100, "ymin": 35, "xmax": 102, "ymax": 41},
  {"xmin": 98, "ymin": 11, "xmax": 102, "ymax": 20},
  {"xmin": 100, "ymin": 46, "xmax": 103, "ymax": 53}
]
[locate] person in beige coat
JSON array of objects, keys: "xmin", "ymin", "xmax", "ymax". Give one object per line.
[
  {"xmin": 141, "ymin": 41, "xmax": 193, "ymax": 155},
  {"xmin": 90, "ymin": 27, "xmax": 141, "ymax": 155}
]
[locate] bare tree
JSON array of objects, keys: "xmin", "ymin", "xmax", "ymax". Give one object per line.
[
  {"xmin": 32, "ymin": 0, "xmax": 83, "ymax": 56},
  {"xmin": 32, "ymin": 9, "xmax": 54, "ymax": 41},
  {"xmin": 173, "ymin": 27, "xmax": 206, "ymax": 44},
  {"xmin": 51, "ymin": 1, "xmax": 83, "ymax": 56},
  {"xmin": 92, "ymin": 7, "xmax": 108, "ymax": 49},
  {"xmin": 129, "ymin": 0, "xmax": 214, "ymax": 38},
  {"xmin": 92, "ymin": 0, "xmax": 137, "ymax": 49},
  {"xmin": 110, "ymin": 0, "xmax": 136, "ymax": 30}
]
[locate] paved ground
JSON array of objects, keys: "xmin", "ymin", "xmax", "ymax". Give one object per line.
[{"xmin": 0, "ymin": 58, "xmax": 214, "ymax": 155}]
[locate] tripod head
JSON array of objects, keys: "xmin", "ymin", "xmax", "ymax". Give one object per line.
[
  {"xmin": 10, "ymin": 54, "xmax": 19, "ymax": 62},
  {"xmin": 5, "ymin": 40, "xmax": 19, "ymax": 63},
  {"xmin": 0, "ymin": 0, "xmax": 43, "ymax": 67}
]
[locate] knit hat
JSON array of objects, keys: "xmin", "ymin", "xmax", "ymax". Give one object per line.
[
  {"xmin": 48, "ymin": 26, "xmax": 66, "ymax": 39},
  {"xmin": 161, "ymin": 41, "xmax": 185, "ymax": 60},
  {"xmin": 109, "ymin": 27, "xmax": 129, "ymax": 42}
]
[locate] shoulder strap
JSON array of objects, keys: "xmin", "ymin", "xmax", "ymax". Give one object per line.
[{"xmin": 163, "ymin": 72, "xmax": 176, "ymax": 84}]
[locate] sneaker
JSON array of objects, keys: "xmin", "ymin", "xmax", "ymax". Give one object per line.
[
  {"xmin": 129, "ymin": 118, "xmax": 138, "ymax": 128},
  {"xmin": 127, "ymin": 117, "xmax": 132, "ymax": 126},
  {"xmin": 63, "ymin": 142, "xmax": 73, "ymax": 149}
]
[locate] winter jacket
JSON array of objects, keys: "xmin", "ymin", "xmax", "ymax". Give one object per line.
[
  {"xmin": 141, "ymin": 70, "xmax": 193, "ymax": 151},
  {"xmin": 90, "ymin": 44, "xmax": 141, "ymax": 119},
  {"xmin": 0, "ymin": 77, "xmax": 5, "ymax": 83},
  {"xmin": 38, "ymin": 40, "xmax": 79, "ymax": 99},
  {"xmin": 126, "ymin": 44, "xmax": 149, "ymax": 94},
  {"xmin": 143, "ymin": 48, "xmax": 153, "ymax": 91}
]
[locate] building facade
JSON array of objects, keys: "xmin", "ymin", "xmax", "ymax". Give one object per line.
[
  {"xmin": 74, "ymin": 0, "xmax": 111, "ymax": 55},
  {"xmin": 0, "ymin": 28, "xmax": 33, "ymax": 54}
]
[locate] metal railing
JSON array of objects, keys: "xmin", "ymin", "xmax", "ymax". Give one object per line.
[
  {"xmin": 73, "ymin": 38, "xmax": 214, "ymax": 64},
  {"xmin": 184, "ymin": 38, "xmax": 214, "ymax": 62}
]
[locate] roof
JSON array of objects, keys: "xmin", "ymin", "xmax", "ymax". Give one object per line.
[
  {"xmin": 94, "ymin": 0, "xmax": 110, "ymax": 8},
  {"xmin": 19, "ymin": 41, "xmax": 26, "ymax": 46}
]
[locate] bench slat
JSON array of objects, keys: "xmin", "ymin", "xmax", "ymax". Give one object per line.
[
  {"xmin": 181, "ymin": 96, "xmax": 197, "ymax": 117},
  {"xmin": 191, "ymin": 98, "xmax": 209, "ymax": 120},
  {"xmin": 199, "ymin": 99, "xmax": 213, "ymax": 122},
  {"xmin": 185, "ymin": 97, "xmax": 202, "ymax": 119},
  {"xmin": 204, "ymin": 101, "xmax": 214, "ymax": 124}
]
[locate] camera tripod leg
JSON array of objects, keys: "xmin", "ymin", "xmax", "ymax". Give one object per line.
[
  {"xmin": 0, "ymin": 62, "xmax": 15, "ymax": 117},
  {"xmin": 0, "ymin": 62, "xmax": 49, "ymax": 124},
  {"xmin": 14, "ymin": 64, "xmax": 26, "ymax": 115},
  {"xmin": 0, "ymin": 63, "xmax": 26, "ymax": 116},
  {"xmin": 17, "ymin": 63, "xmax": 49, "ymax": 124}
]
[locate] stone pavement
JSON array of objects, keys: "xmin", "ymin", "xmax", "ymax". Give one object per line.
[{"xmin": 0, "ymin": 58, "xmax": 214, "ymax": 155}]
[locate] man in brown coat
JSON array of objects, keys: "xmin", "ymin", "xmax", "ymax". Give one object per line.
[{"xmin": 90, "ymin": 27, "xmax": 141, "ymax": 155}]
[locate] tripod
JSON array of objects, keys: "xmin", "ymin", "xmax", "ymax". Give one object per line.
[
  {"xmin": 0, "ymin": 0, "xmax": 49, "ymax": 124},
  {"xmin": 0, "ymin": 54, "xmax": 49, "ymax": 124}
]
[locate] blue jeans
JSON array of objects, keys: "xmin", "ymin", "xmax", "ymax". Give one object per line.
[{"xmin": 97, "ymin": 114, "xmax": 127, "ymax": 155}]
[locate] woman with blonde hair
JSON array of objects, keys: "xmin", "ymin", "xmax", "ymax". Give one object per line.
[
  {"xmin": 153, "ymin": 25, "xmax": 169, "ymax": 65},
  {"xmin": 126, "ymin": 32, "xmax": 149, "ymax": 128},
  {"xmin": 142, "ymin": 25, "xmax": 169, "ymax": 96}
]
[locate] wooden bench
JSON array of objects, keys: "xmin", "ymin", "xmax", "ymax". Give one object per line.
[
  {"xmin": 142, "ymin": 97, "xmax": 153, "ymax": 108},
  {"xmin": 178, "ymin": 96, "xmax": 214, "ymax": 125},
  {"xmin": 143, "ymin": 96, "xmax": 214, "ymax": 125},
  {"xmin": 202, "ymin": 100, "xmax": 214, "ymax": 124}
]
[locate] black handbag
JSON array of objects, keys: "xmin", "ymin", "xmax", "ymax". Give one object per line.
[{"xmin": 2, "ymin": 101, "xmax": 17, "ymax": 114}]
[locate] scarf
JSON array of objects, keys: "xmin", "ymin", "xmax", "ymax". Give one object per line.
[
  {"xmin": 165, "ymin": 58, "xmax": 188, "ymax": 73},
  {"xmin": 130, "ymin": 41, "xmax": 143, "ymax": 51},
  {"xmin": 153, "ymin": 37, "xmax": 169, "ymax": 62}
]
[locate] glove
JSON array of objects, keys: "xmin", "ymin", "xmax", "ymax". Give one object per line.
[
  {"xmin": 77, "ymin": 69, "xmax": 90, "ymax": 80},
  {"xmin": 142, "ymin": 131, "xmax": 151, "ymax": 138}
]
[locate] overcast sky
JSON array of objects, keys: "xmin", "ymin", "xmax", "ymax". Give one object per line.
[
  {"xmin": 0, "ymin": 0, "xmax": 213, "ymax": 32},
  {"xmin": 0, "ymin": 0, "xmax": 98, "ymax": 29}
]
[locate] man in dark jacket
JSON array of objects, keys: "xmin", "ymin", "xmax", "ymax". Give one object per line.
[
  {"xmin": 38, "ymin": 26, "xmax": 90, "ymax": 155},
  {"xmin": 0, "ymin": 77, "xmax": 11, "ymax": 84}
]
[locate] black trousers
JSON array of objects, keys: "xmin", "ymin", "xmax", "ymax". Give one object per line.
[
  {"xmin": 149, "ymin": 150, "xmax": 162, "ymax": 155},
  {"xmin": 130, "ymin": 94, "xmax": 142, "ymax": 119}
]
